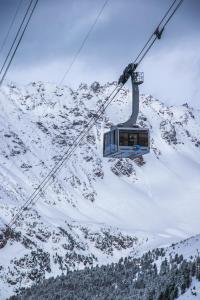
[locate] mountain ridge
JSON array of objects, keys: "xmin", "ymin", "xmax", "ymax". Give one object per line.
[
  {"xmin": 8, "ymin": 234, "xmax": 200, "ymax": 300},
  {"xmin": 0, "ymin": 81, "xmax": 199, "ymax": 298}
]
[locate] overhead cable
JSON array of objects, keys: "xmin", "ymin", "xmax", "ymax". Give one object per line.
[
  {"xmin": 134, "ymin": 0, "xmax": 184, "ymax": 66},
  {"xmin": 7, "ymin": 85, "xmax": 120, "ymax": 228},
  {"xmin": 0, "ymin": 0, "xmax": 39, "ymax": 86},
  {"xmin": 118, "ymin": 0, "xmax": 184, "ymax": 85},
  {"xmin": 133, "ymin": 0, "xmax": 178, "ymax": 64},
  {"xmin": 5, "ymin": 0, "xmax": 184, "ymax": 232},
  {"xmin": 0, "ymin": 0, "xmax": 24, "ymax": 55},
  {"xmin": 59, "ymin": 0, "xmax": 109, "ymax": 85}
]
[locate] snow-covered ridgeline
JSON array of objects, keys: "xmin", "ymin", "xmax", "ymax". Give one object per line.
[{"xmin": 0, "ymin": 81, "xmax": 199, "ymax": 298}]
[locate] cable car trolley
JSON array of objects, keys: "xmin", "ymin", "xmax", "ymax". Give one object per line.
[{"xmin": 103, "ymin": 68, "xmax": 150, "ymax": 159}]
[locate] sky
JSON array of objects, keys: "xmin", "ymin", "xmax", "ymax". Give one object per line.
[{"xmin": 0, "ymin": 0, "xmax": 199, "ymax": 107}]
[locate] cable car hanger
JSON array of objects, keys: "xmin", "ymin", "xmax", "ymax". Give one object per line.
[
  {"xmin": 103, "ymin": 68, "xmax": 150, "ymax": 159},
  {"xmin": 103, "ymin": 0, "xmax": 183, "ymax": 159}
]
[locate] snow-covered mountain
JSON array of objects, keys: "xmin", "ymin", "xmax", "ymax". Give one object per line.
[
  {"xmin": 9, "ymin": 234, "xmax": 200, "ymax": 299},
  {"xmin": 0, "ymin": 81, "xmax": 200, "ymax": 298}
]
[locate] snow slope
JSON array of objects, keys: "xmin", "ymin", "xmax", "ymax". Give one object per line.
[
  {"xmin": 178, "ymin": 279, "xmax": 200, "ymax": 299},
  {"xmin": 164, "ymin": 235, "xmax": 200, "ymax": 299},
  {"xmin": 0, "ymin": 81, "xmax": 200, "ymax": 298}
]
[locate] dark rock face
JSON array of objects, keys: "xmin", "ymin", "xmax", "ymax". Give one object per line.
[
  {"xmin": 111, "ymin": 159, "xmax": 135, "ymax": 177},
  {"xmin": 160, "ymin": 120, "xmax": 178, "ymax": 145},
  {"xmin": 81, "ymin": 227, "xmax": 137, "ymax": 256},
  {"xmin": 7, "ymin": 249, "xmax": 51, "ymax": 288}
]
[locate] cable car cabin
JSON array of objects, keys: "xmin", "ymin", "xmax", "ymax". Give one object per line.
[{"xmin": 103, "ymin": 127, "xmax": 150, "ymax": 159}]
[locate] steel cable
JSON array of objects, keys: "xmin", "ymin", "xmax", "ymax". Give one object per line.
[
  {"xmin": 59, "ymin": 0, "xmax": 109, "ymax": 85},
  {"xmin": 0, "ymin": 0, "xmax": 39, "ymax": 86},
  {"xmin": 0, "ymin": 0, "xmax": 24, "ymax": 55},
  {"xmin": 5, "ymin": 0, "xmax": 184, "ymax": 231}
]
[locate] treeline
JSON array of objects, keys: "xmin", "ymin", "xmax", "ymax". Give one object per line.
[{"xmin": 9, "ymin": 248, "xmax": 200, "ymax": 300}]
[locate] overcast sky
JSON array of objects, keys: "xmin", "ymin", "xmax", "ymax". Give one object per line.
[{"xmin": 0, "ymin": 0, "xmax": 199, "ymax": 107}]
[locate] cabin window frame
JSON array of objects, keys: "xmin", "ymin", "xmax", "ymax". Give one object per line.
[{"xmin": 118, "ymin": 129, "xmax": 149, "ymax": 148}]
